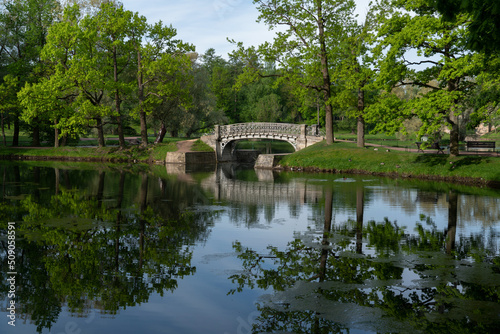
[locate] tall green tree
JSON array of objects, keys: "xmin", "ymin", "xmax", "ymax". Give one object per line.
[
  {"xmin": 334, "ymin": 3, "xmax": 379, "ymax": 147},
  {"xmin": 0, "ymin": 74, "xmax": 18, "ymax": 145},
  {"xmin": 130, "ymin": 16, "xmax": 194, "ymax": 146},
  {"xmin": 93, "ymin": 3, "xmax": 135, "ymax": 148},
  {"xmin": 0, "ymin": 0, "xmax": 61, "ymax": 146},
  {"xmin": 18, "ymin": 69, "xmax": 77, "ymax": 147},
  {"xmin": 30, "ymin": 4, "xmax": 111, "ymax": 147},
  {"xmin": 367, "ymin": 0, "xmax": 485, "ymax": 156},
  {"xmin": 201, "ymin": 48, "xmax": 244, "ymax": 123},
  {"xmin": 232, "ymin": 0, "xmax": 356, "ymax": 144}
]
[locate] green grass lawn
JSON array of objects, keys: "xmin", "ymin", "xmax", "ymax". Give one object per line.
[
  {"xmin": 190, "ymin": 139, "xmax": 215, "ymax": 152},
  {"xmin": 0, "ymin": 140, "xmax": 181, "ymax": 162},
  {"xmin": 335, "ymin": 131, "xmax": 428, "ymax": 148},
  {"xmin": 280, "ymin": 141, "xmax": 500, "ymax": 183}
]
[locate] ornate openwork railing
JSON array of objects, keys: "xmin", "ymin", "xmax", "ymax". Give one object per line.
[{"xmin": 219, "ymin": 123, "xmax": 303, "ymax": 138}]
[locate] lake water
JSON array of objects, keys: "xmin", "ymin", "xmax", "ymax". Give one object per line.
[{"xmin": 1, "ymin": 162, "xmax": 500, "ymax": 334}]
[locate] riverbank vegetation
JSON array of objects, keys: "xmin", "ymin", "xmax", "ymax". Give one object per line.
[
  {"xmin": 0, "ymin": 136, "xmax": 214, "ymax": 163},
  {"xmin": 0, "ymin": 140, "xmax": 177, "ymax": 163},
  {"xmin": 279, "ymin": 141, "xmax": 500, "ymax": 186}
]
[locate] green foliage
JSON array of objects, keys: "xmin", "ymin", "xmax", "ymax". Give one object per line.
[
  {"xmin": 16, "ymin": 2, "xmax": 195, "ymax": 148},
  {"xmin": 367, "ymin": 0, "xmax": 492, "ymax": 155},
  {"xmin": 434, "ymin": 0, "xmax": 500, "ymax": 54},
  {"xmin": 0, "ymin": 75, "xmax": 19, "ymax": 144},
  {"xmin": 152, "ymin": 53, "xmax": 227, "ymax": 138}
]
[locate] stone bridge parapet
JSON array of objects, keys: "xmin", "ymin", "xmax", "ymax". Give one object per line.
[{"xmin": 201, "ymin": 122, "xmax": 324, "ymax": 162}]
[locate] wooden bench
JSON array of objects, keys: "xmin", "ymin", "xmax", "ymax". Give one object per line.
[
  {"xmin": 415, "ymin": 141, "xmax": 447, "ymax": 154},
  {"xmin": 466, "ymin": 141, "xmax": 495, "ymax": 152}
]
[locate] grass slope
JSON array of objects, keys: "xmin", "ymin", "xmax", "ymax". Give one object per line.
[
  {"xmin": 0, "ymin": 142, "xmax": 179, "ymax": 162},
  {"xmin": 280, "ymin": 141, "xmax": 500, "ymax": 184},
  {"xmin": 0, "ymin": 138, "xmax": 214, "ymax": 163}
]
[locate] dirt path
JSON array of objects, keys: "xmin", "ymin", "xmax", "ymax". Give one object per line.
[{"xmin": 176, "ymin": 139, "xmax": 197, "ymax": 153}]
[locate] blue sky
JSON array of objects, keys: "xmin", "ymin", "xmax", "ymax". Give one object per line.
[{"xmin": 119, "ymin": 0, "xmax": 372, "ymax": 58}]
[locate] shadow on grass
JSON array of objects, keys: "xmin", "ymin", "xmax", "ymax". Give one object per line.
[
  {"xmin": 415, "ymin": 155, "xmax": 487, "ymax": 169},
  {"xmin": 489, "ymin": 173, "xmax": 500, "ymax": 188},
  {"xmin": 452, "ymin": 156, "xmax": 488, "ymax": 169},
  {"xmin": 414, "ymin": 154, "xmax": 448, "ymax": 167},
  {"xmin": 415, "ymin": 154, "xmax": 489, "ymax": 170}
]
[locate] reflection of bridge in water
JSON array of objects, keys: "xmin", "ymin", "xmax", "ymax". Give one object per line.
[{"xmin": 198, "ymin": 164, "xmax": 324, "ymax": 205}]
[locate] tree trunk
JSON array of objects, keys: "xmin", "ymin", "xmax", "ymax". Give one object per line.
[
  {"xmin": 115, "ymin": 171, "xmax": 125, "ymax": 271},
  {"xmin": 137, "ymin": 50, "xmax": 148, "ymax": 146},
  {"xmin": 170, "ymin": 129, "xmax": 178, "ymax": 138},
  {"xmin": 446, "ymin": 191, "xmax": 457, "ymax": 254},
  {"xmin": 33, "ymin": 167, "xmax": 40, "ymax": 201},
  {"xmin": 1, "ymin": 113, "xmax": 6, "ymax": 146},
  {"xmin": 319, "ymin": 187, "xmax": 333, "ymax": 282},
  {"xmin": 317, "ymin": 1, "xmax": 334, "ymax": 145},
  {"xmin": 139, "ymin": 173, "xmax": 148, "ymax": 271},
  {"xmin": 12, "ymin": 115, "xmax": 19, "ymax": 146},
  {"xmin": 357, "ymin": 116, "xmax": 365, "ymax": 148},
  {"xmin": 154, "ymin": 122, "xmax": 167, "ymax": 144},
  {"xmin": 61, "ymin": 134, "xmax": 68, "ymax": 147},
  {"xmin": 356, "ymin": 185, "xmax": 364, "ymax": 254},
  {"xmin": 32, "ymin": 121, "xmax": 41, "ymax": 147},
  {"xmin": 449, "ymin": 118, "xmax": 460, "ymax": 156},
  {"xmin": 97, "ymin": 171, "xmax": 105, "ymax": 202},
  {"xmin": 357, "ymin": 87, "xmax": 365, "ymax": 147},
  {"xmin": 116, "ymin": 115, "xmax": 125, "ymax": 149},
  {"xmin": 139, "ymin": 111, "xmax": 148, "ymax": 146},
  {"xmin": 55, "ymin": 168, "xmax": 60, "ymax": 195},
  {"xmin": 446, "ymin": 58, "xmax": 460, "ymax": 156},
  {"xmin": 54, "ymin": 119, "xmax": 60, "ymax": 148},
  {"xmin": 113, "ymin": 45, "xmax": 126, "ymax": 149},
  {"xmin": 96, "ymin": 116, "xmax": 106, "ymax": 147}
]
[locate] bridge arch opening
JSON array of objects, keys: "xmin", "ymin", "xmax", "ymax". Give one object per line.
[
  {"xmin": 220, "ymin": 138, "xmax": 297, "ymax": 162},
  {"xmin": 234, "ymin": 139, "xmax": 296, "ymax": 154}
]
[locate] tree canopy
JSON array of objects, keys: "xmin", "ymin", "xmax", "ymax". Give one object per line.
[{"xmin": 0, "ymin": 0, "xmax": 498, "ymax": 151}]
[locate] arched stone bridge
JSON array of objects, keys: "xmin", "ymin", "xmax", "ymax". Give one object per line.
[{"xmin": 201, "ymin": 122, "xmax": 324, "ymax": 161}]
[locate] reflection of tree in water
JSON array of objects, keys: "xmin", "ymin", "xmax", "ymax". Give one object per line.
[
  {"xmin": 0, "ymin": 164, "xmax": 214, "ymax": 332},
  {"xmin": 229, "ymin": 188, "xmax": 500, "ymax": 333},
  {"xmin": 458, "ymin": 194, "xmax": 500, "ymax": 227}
]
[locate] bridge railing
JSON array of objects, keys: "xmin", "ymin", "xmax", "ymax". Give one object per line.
[{"xmin": 219, "ymin": 123, "xmax": 303, "ymax": 138}]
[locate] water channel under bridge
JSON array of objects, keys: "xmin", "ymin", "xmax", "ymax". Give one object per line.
[{"xmin": 201, "ymin": 122, "xmax": 324, "ymax": 162}]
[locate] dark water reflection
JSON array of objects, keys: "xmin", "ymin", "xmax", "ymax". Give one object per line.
[{"xmin": 0, "ymin": 162, "xmax": 499, "ymax": 333}]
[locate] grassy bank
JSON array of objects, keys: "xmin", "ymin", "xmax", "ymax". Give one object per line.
[
  {"xmin": 0, "ymin": 138, "xmax": 214, "ymax": 163},
  {"xmin": 0, "ymin": 142, "xmax": 178, "ymax": 163},
  {"xmin": 190, "ymin": 139, "xmax": 215, "ymax": 152},
  {"xmin": 279, "ymin": 141, "xmax": 500, "ymax": 186}
]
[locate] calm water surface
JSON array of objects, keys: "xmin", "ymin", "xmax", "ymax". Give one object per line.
[{"xmin": 1, "ymin": 162, "xmax": 500, "ymax": 334}]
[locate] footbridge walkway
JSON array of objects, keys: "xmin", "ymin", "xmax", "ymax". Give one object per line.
[{"xmin": 201, "ymin": 122, "xmax": 324, "ymax": 162}]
